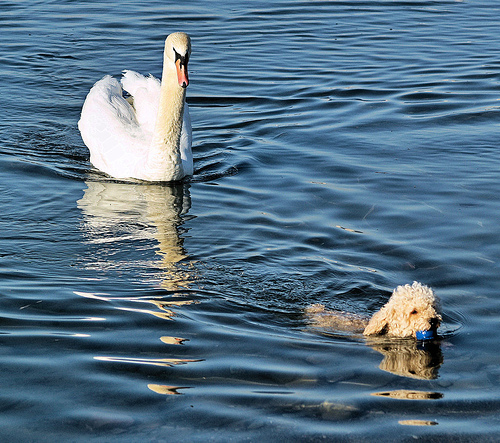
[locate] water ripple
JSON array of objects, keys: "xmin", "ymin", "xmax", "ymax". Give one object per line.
[{"xmin": 0, "ymin": 0, "xmax": 500, "ymax": 440}]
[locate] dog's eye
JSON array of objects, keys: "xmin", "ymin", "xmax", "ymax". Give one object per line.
[{"xmin": 410, "ymin": 309, "xmax": 418, "ymax": 315}]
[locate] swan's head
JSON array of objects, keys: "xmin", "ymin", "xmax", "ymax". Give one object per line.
[{"xmin": 164, "ymin": 32, "xmax": 191, "ymax": 88}]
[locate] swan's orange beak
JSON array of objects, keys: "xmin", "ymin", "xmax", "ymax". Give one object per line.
[{"xmin": 176, "ymin": 59, "xmax": 189, "ymax": 88}]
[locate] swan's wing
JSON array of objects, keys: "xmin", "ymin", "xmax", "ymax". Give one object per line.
[
  {"xmin": 121, "ymin": 70, "xmax": 192, "ymax": 174},
  {"xmin": 78, "ymin": 75, "xmax": 148, "ymax": 177},
  {"xmin": 121, "ymin": 70, "xmax": 161, "ymax": 134},
  {"xmin": 180, "ymin": 103, "xmax": 193, "ymax": 176}
]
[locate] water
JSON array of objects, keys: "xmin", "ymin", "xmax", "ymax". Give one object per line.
[{"xmin": 1, "ymin": 0, "xmax": 499, "ymax": 440}]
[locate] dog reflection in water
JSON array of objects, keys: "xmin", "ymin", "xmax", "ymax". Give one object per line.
[{"xmin": 305, "ymin": 282, "xmax": 443, "ymax": 379}]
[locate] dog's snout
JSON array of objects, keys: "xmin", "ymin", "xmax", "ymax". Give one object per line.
[{"xmin": 429, "ymin": 318, "xmax": 439, "ymax": 329}]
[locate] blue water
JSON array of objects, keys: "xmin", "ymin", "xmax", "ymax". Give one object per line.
[{"xmin": 1, "ymin": 0, "xmax": 500, "ymax": 440}]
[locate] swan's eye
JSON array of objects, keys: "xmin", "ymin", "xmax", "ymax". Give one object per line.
[{"xmin": 174, "ymin": 49, "xmax": 188, "ymax": 66}]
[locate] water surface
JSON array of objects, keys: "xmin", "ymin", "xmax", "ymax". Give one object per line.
[{"xmin": 1, "ymin": 0, "xmax": 500, "ymax": 441}]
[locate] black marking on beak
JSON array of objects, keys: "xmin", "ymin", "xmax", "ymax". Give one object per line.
[{"xmin": 174, "ymin": 49, "xmax": 189, "ymax": 68}]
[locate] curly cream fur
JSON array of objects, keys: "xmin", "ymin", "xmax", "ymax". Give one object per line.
[
  {"xmin": 363, "ymin": 282, "xmax": 441, "ymax": 338},
  {"xmin": 305, "ymin": 282, "xmax": 441, "ymax": 339}
]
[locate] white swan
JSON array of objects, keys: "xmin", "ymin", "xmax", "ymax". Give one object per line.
[{"xmin": 78, "ymin": 32, "xmax": 192, "ymax": 182}]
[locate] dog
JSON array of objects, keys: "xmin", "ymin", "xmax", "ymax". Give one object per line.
[{"xmin": 305, "ymin": 281, "xmax": 441, "ymax": 339}]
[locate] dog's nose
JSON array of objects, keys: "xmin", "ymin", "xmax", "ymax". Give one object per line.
[{"xmin": 429, "ymin": 318, "xmax": 439, "ymax": 329}]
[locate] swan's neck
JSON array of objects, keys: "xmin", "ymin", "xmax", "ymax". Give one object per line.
[{"xmin": 148, "ymin": 64, "xmax": 186, "ymax": 181}]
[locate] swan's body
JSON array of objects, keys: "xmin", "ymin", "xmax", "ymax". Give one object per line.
[{"xmin": 78, "ymin": 32, "xmax": 192, "ymax": 182}]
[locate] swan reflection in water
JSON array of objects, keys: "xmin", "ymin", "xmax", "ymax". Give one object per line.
[
  {"xmin": 78, "ymin": 179, "xmax": 194, "ymax": 290},
  {"xmin": 77, "ymin": 179, "xmax": 201, "ymax": 394}
]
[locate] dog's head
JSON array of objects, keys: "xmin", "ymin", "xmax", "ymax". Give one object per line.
[{"xmin": 363, "ymin": 282, "xmax": 441, "ymax": 338}]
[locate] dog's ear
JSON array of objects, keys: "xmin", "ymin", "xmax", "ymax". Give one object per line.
[{"xmin": 363, "ymin": 307, "xmax": 389, "ymax": 336}]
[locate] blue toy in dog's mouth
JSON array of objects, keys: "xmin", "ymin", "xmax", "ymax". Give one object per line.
[{"xmin": 416, "ymin": 330, "xmax": 435, "ymax": 340}]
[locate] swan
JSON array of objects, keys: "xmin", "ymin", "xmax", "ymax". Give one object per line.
[{"xmin": 78, "ymin": 32, "xmax": 192, "ymax": 182}]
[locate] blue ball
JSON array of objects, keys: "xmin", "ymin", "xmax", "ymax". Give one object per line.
[{"xmin": 416, "ymin": 330, "xmax": 435, "ymax": 340}]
